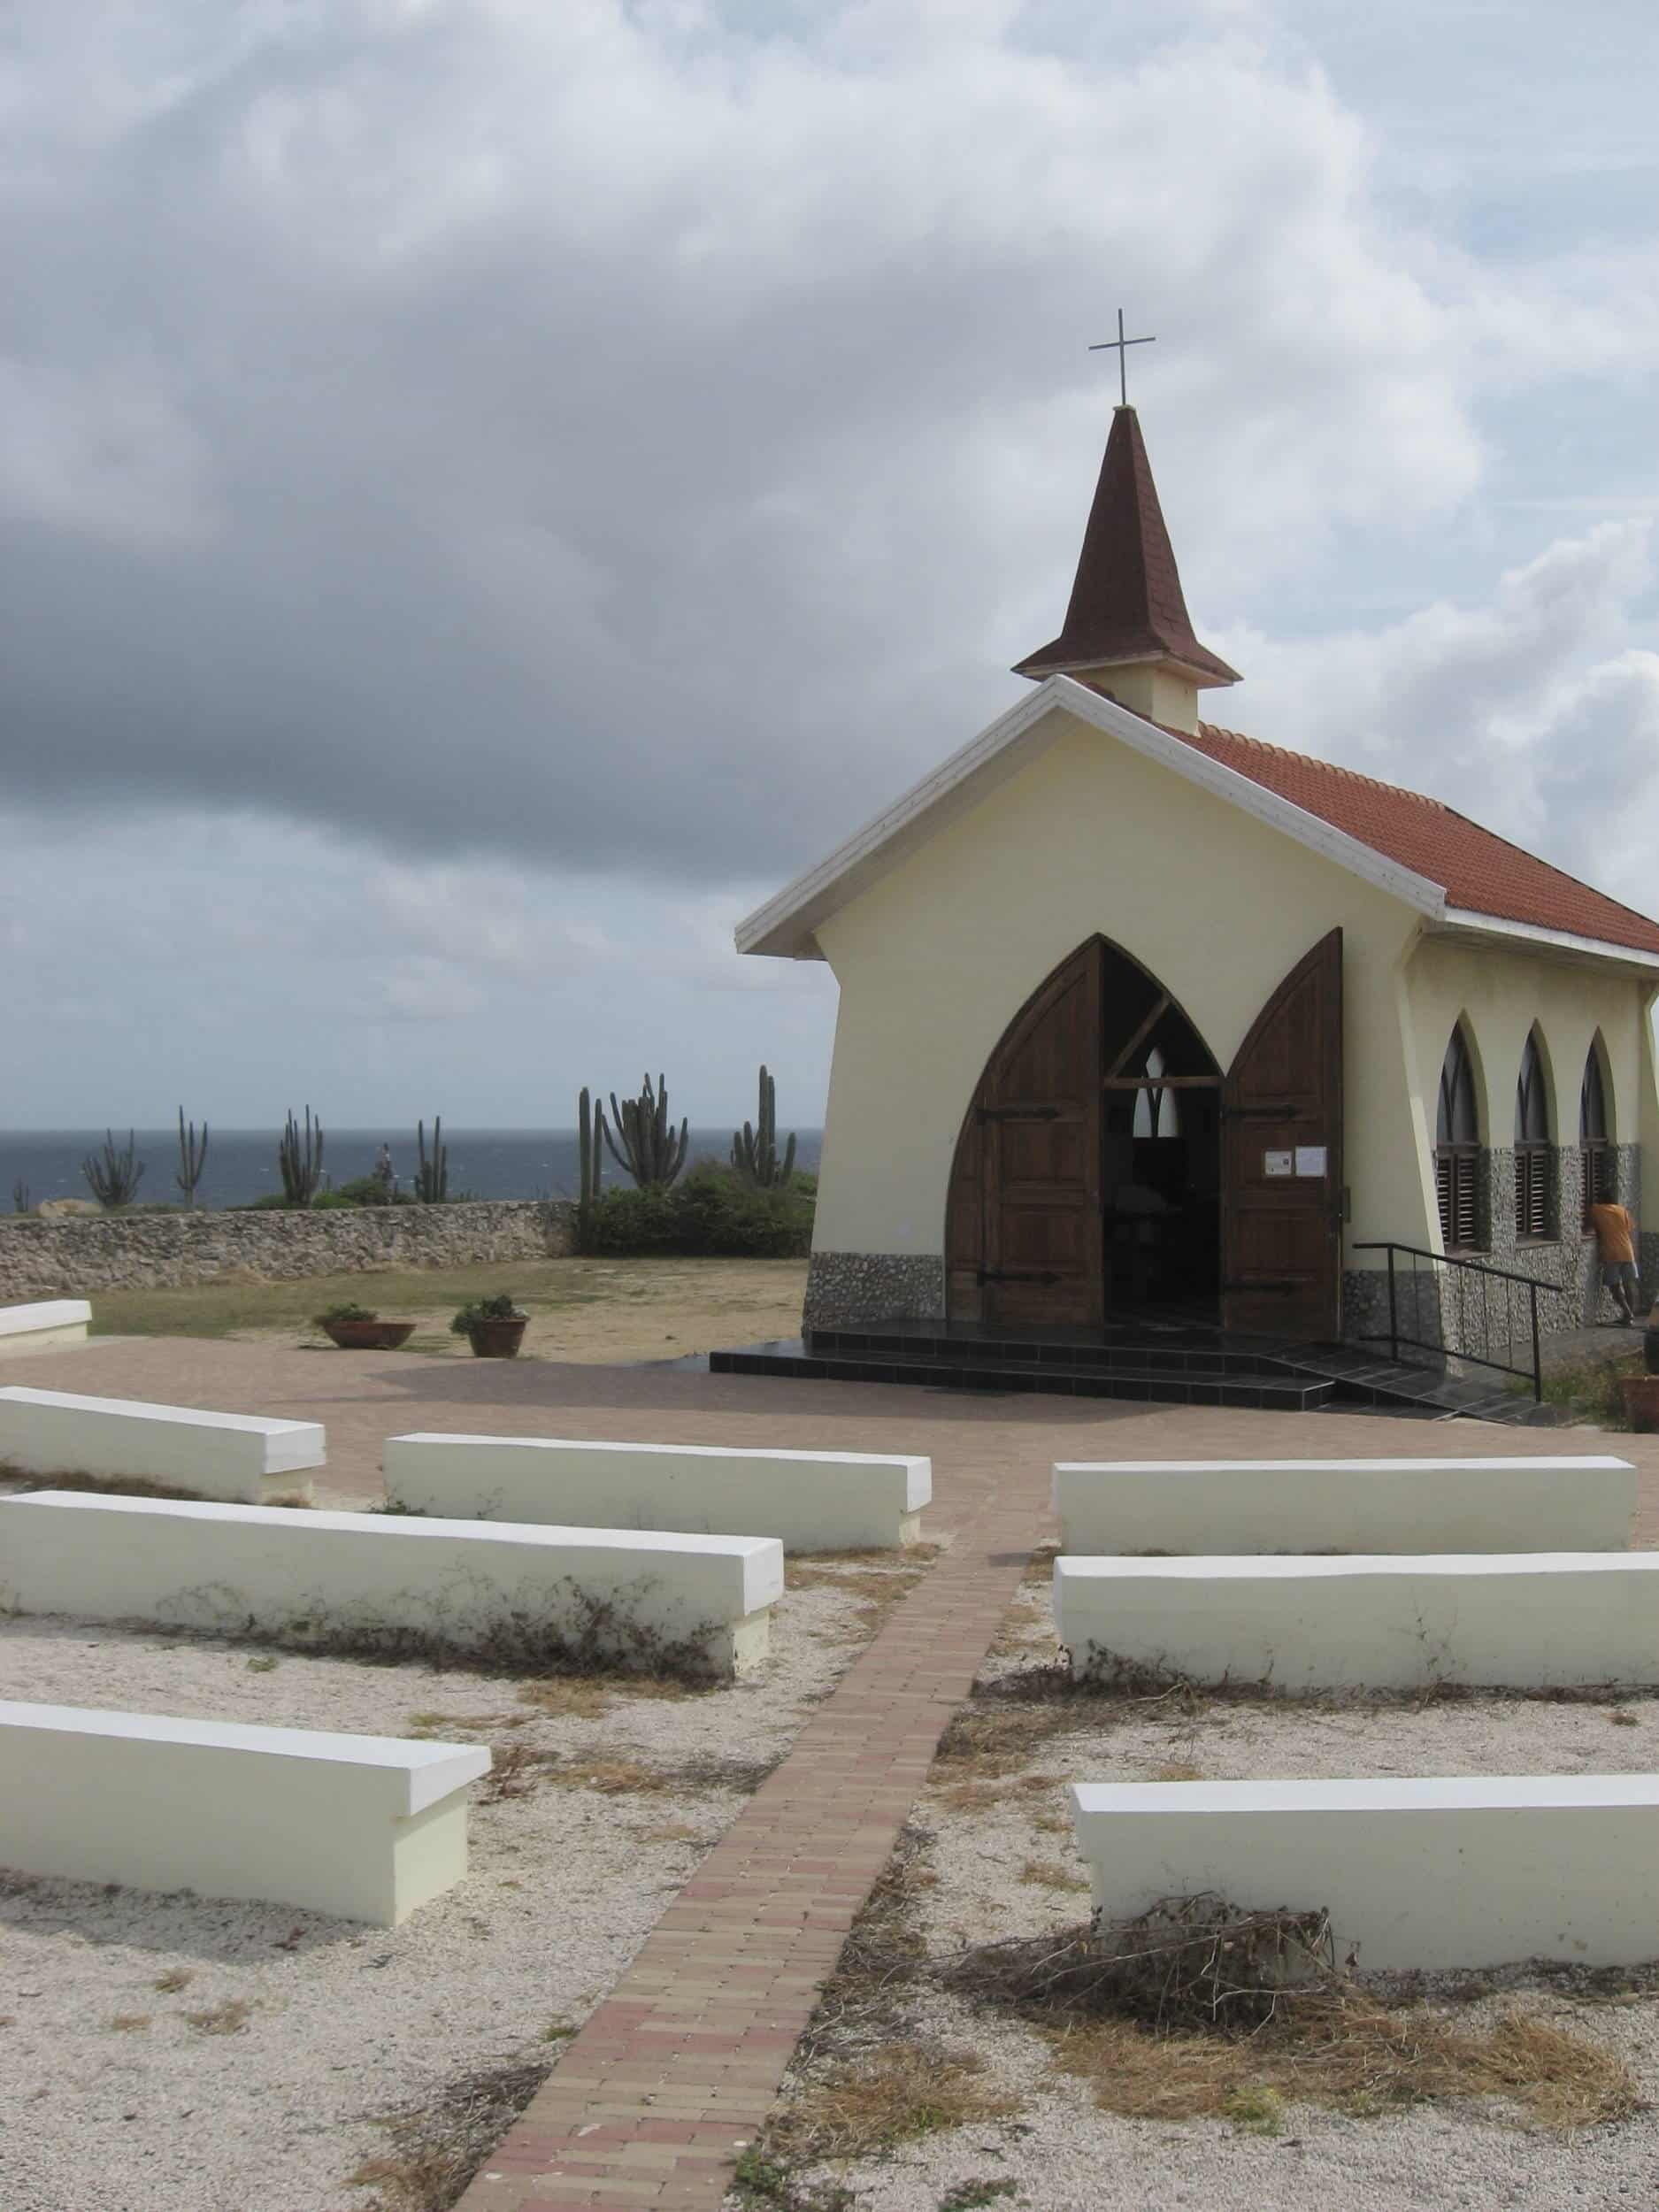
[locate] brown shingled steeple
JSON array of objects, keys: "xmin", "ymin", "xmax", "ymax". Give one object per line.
[{"xmin": 1015, "ymin": 405, "xmax": 1239, "ymax": 732}]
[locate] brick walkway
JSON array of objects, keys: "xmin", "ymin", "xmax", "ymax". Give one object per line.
[{"xmin": 452, "ymin": 1456, "xmax": 1050, "ymax": 2212}]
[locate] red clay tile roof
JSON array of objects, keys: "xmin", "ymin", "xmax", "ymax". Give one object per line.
[
  {"xmin": 1015, "ymin": 406, "xmax": 1240, "ymax": 688},
  {"xmin": 1174, "ymin": 722, "xmax": 1659, "ymax": 957}
]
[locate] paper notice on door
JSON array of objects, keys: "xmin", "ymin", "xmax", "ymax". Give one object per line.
[
  {"xmin": 1294, "ymin": 1146, "xmax": 1328, "ymax": 1178},
  {"xmin": 1263, "ymin": 1150, "xmax": 1294, "ymax": 1178}
]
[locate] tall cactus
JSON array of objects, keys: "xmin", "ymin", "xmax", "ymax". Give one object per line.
[
  {"xmin": 176, "ymin": 1107, "xmax": 210, "ymax": 1210},
  {"xmin": 82, "ymin": 1130, "xmax": 145, "ymax": 1210},
  {"xmin": 414, "ymin": 1117, "xmax": 449, "ymax": 1203},
  {"xmin": 278, "ymin": 1106, "xmax": 325, "ymax": 1208},
  {"xmin": 603, "ymin": 1073, "xmax": 688, "ymax": 1189},
  {"xmin": 577, "ymin": 1087, "xmax": 607, "ymax": 1210},
  {"xmin": 731, "ymin": 1064, "xmax": 797, "ymax": 1189}
]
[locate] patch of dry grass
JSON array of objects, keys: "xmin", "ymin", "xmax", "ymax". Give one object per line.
[
  {"xmin": 949, "ymin": 1903, "xmax": 1640, "ymax": 2132},
  {"xmin": 153, "ymin": 1967, "xmax": 194, "ymax": 1993},
  {"xmin": 764, "ymin": 2042, "xmax": 1018, "ymax": 2164},
  {"xmin": 2, "ymin": 1463, "xmax": 206, "ymax": 1502},
  {"xmin": 107, "ymin": 2014, "xmax": 150, "ymax": 2032},
  {"xmin": 787, "ymin": 1551, "xmax": 939, "ymax": 1646},
  {"xmin": 1048, "ymin": 1999, "xmax": 1638, "ymax": 2129},
  {"xmin": 936, "ymin": 1771, "xmax": 1065, "ymax": 1816},
  {"xmin": 481, "ymin": 1743, "xmax": 775, "ymax": 1802},
  {"xmin": 184, "ymin": 1997, "xmax": 252, "ymax": 2036},
  {"xmin": 514, "ymin": 1671, "xmax": 695, "ymax": 1720},
  {"xmin": 351, "ymin": 2058, "xmax": 550, "ymax": 2212}
]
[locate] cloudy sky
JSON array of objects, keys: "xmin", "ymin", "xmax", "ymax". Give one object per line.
[{"xmin": 4, "ymin": 0, "xmax": 1656, "ymax": 1128}]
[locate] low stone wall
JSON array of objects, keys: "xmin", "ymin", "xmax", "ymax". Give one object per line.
[{"xmin": 0, "ymin": 1201, "xmax": 577, "ymax": 1301}]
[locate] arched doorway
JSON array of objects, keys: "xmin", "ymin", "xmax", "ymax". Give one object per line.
[
  {"xmin": 945, "ymin": 937, "xmax": 1220, "ymax": 1326},
  {"xmin": 945, "ymin": 931, "xmax": 1343, "ymax": 1336}
]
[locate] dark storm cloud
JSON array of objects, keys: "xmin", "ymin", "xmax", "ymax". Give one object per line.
[{"xmin": 0, "ymin": 3, "xmax": 1536, "ymax": 882}]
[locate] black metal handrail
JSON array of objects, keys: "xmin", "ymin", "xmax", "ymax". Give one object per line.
[{"xmin": 1352, "ymin": 1240, "xmax": 1573, "ymax": 1403}]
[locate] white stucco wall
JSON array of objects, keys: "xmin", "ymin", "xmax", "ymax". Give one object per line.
[{"xmin": 811, "ymin": 708, "xmax": 1430, "ymax": 1263}]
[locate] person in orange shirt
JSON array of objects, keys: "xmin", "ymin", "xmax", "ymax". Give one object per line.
[{"xmin": 1587, "ymin": 1199, "xmax": 1640, "ymax": 1325}]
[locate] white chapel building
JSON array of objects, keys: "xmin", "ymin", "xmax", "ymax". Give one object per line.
[{"xmin": 737, "ymin": 404, "xmax": 1659, "ymax": 1360}]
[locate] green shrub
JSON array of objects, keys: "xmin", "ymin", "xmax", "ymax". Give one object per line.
[
  {"xmin": 315, "ymin": 1302, "xmax": 376, "ymax": 1325},
  {"xmin": 672, "ymin": 1163, "xmax": 813, "ymax": 1256},
  {"xmin": 449, "ymin": 1293, "xmax": 527, "ymax": 1335},
  {"xmin": 581, "ymin": 1184, "xmax": 684, "ymax": 1256},
  {"xmin": 580, "ymin": 1164, "xmax": 812, "ymax": 1258},
  {"xmin": 315, "ymin": 1175, "xmax": 412, "ymax": 1209}
]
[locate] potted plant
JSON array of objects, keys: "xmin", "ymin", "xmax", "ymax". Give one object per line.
[
  {"xmin": 314, "ymin": 1301, "xmax": 417, "ymax": 1351},
  {"xmin": 450, "ymin": 1292, "xmax": 529, "ymax": 1358}
]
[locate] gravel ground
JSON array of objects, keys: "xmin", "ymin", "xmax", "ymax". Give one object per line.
[
  {"xmin": 0, "ymin": 1553, "xmax": 930, "ymax": 2212},
  {"xmin": 744, "ymin": 1571, "xmax": 1659, "ymax": 2212}
]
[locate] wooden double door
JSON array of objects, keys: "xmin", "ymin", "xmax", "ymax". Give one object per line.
[{"xmin": 945, "ymin": 930, "xmax": 1343, "ymax": 1340}]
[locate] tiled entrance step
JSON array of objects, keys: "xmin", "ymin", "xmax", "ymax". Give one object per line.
[{"xmin": 710, "ymin": 1322, "xmax": 1570, "ymax": 1425}]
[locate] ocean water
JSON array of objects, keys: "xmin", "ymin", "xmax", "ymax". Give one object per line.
[{"xmin": 0, "ymin": 1128, "xmax": 823, "ymax": 1214}]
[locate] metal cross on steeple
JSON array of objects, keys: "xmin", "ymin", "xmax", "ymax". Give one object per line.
[{"xmin": 1088, "ymin": 308, "xmax": 1156, "ymax": 408}]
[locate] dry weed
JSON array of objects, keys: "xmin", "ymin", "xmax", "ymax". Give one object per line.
[
  {"xmin": 107, "ymin": 2014, "xmax": 150, "ymax": 2032},
  {"xmin": 1151, "ymin": 1762, "xmax": 1206, "ymax": 1783},
  {"xmin": 153, "ymin": 1966, "xmax": 194, "ymax": 1993},
  {"xmin": 351, "ymin": 2058, "xmax": 549, "ymax": 2212},
  {"xmin": 407, "ymin": 1710, "xmax": 528, "ymax": 1735},
  {"xmin": 184, "ymin": 1998, "xmax": 252, "ymax": 2036},
  {"xmin": 1018, "ymin": 1859, "xmax": 1090, "ymax": 1894},
  {"xmin": 480, "ymin": 1740, "xmax": 542, "ymax": 1802}
]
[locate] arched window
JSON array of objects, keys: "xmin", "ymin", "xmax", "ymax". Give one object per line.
[
  {"xmin": 1435, "ymin": 1026, "xmax": 1480, "ymax": 1249},
  {"xmin": 1580, "ymin": 1044, "xmax": 1615, "ymax": 1225},
  {"xmin": 1133, "ymin": 1045, "xmax": 1181, "ymax": 1139},
  {"xmin": 1514, "ymin": 1033, "xmax": 1551, "ymax": 1239}
]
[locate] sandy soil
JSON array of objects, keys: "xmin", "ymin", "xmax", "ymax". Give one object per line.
[
  {"xmin": 242, "ymin": 1257, "xmax": 809, "ymax": 1366},
  {"xmin": 745, "ymin": 1571, "xmax": 1659, "ymax": 2212},
  {"xmin": 0, "ymin": 1550, "xmax": 928, "ymax": 2212}
]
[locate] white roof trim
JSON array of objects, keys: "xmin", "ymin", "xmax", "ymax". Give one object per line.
[
  {"xmin": 736, "ymin": 678, "xmax": 1444, "ymax": 959},
  {"xmin": 734, "ymin": 676, "xmax": 1659, "ymax": 972},
  {"xmin": 1428, "ymin": 908, "xmax": 1659, "ymax": 973}
]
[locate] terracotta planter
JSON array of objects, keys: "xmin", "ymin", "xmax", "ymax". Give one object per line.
[
  {"xmin": 320, "ymin": 1317, "xmax": 416, "ymax": 1351},
  {"xmin": 465, "ymin": 1317, "xmax": 527, "ymax": 1359},
  {"xmin": 1619, "ymin": 1376, "xmax": 1659, "ymax": 1434},
  {"xmin": 1645, "ymin": 1304, "xmax": 1659, "ymax": 1377}
]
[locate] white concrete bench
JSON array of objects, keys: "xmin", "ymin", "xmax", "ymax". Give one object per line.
[
  {"xmin": 0, "ymin": 1491, "xmax": 783, "ymax": 1679},
  {"xmin": 1054, "ymin": 1552, "xmax": 1659, "ymax": 1691},
  {"xmin": 382, "ymin": 1433, "xmax": 931, "ymax": 1553},
  {"xmin": 1070, "ymin": 1776, "xmax": 1659, "ymax": 1970},
  {"xmin": 0, "ymin": 1301, "xmax": 91, "ymax": 1358},
  {"xmin": 1053, "ymin": 1456, "xmax": 1637, "ymax": 1556},
  {"xmin": 0, "ymin": 1699, "xmax": 488, "ymax": 1926},
  {"xmin": 0, "ymin": 1386, "xmax": 322, "ymax": 1506}
]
